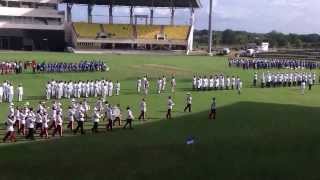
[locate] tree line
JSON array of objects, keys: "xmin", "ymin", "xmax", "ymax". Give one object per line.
[{"xmin": 194, "ymin": 29, "xmax": 320, "ymax": 49}]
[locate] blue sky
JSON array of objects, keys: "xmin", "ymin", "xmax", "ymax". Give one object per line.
[{"xmin": 59, "ymin": 0, "xmax": 319, "ymax": 34}]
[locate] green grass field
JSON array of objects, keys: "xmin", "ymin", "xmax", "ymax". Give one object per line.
[{"xmin": 0, "ymin": 51, "xmax": 320, "ymax": 180}]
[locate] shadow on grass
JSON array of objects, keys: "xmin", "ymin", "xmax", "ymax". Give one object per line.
[{"xmin": 0, "ymin": 101, "xmax": 320, "ymax": 180}]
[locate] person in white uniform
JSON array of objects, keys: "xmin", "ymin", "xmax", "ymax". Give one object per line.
[
  {"xmin": 91, "ymin": 107, "xmax": 101, "ymax": 133},
  {"xmin": 2, "ymin": 115, "xmax": 16, "ymax": 142},
  {"xmin": 115, "ymin": 81, "xmax": 120, "ymax": 96},
  {"xmin": 184, "ymin": 93, "xmax": 192, "ymax": 112},
  {"xmin": 157, "ymin": 78, "xmax": 163, "ymax": 94},
  {"xmin": 8, "ymin": 83, "xmax": 14, "ymax": 103},
  {"xmin": 137, "ymin": 78, "xmax": 142, "ymax": 93},
  {"xmin": 17, "ymin": 84, "xmax": 23, "ymax": 102},
  {"xmin": 166, "ymin": 96, "xmax": 175, "ymax": 119},
  {"xmin": 171, "ymin": 76, "xmax": 176, "ymax": 93},
  {"xmin": 0, "ymin": 84, "xmax": 3, "ymax": 103},
  {"xmin": 108, "ymin": 80, "xmax": 113, "ymax": 96},
  {"xmin": 138, "ymin": 98, "xmax": 147, "ymax": 121},
  {"xmin": 301, "ymin": 81, "xmax": 306, "ymax": 95},
  {"xmin": 123, "ymin": 106, "xmax": 134, "ymax": 129},
  {"xmin": 162, "ymin": 76, "xmax": 167, "ymax": 91}
]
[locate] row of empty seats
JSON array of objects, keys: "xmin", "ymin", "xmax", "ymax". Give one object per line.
[
  {"xmin": 103, "ymin": 24, "xmax": 133, "ymax": 39},
  {"xmin": 73, "ymin": 22, "xmax": 101, "ymax": 38},
  {"xmin": 136, "ymin": 25, "xmax": 161, "ymax": 39},
  {"xmin": 73, "ymin": 22, "xmax": 190, "ymax": 40},
  {"xmin": 163, "ymin": 26, "xmax": 190, "ymax": 40}
]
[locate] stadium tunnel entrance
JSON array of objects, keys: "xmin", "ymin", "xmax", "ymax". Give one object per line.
[{"xmin": 0, "ymin": 29, "xmax": 65, "ymax": 51}]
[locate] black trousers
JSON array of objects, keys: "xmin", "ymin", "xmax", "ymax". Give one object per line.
[
  {"xmin": 113, "ymin": 117, "xmax": 121, "ymax": 126},
  {"xmin": 52, "ymin": 125, "xmax": 62, "ymax": 137},
  {"xmin": 123, "ymin": 119, "xmax": 133, "ymax": 129},
  {"xmin": 184, "ymin": 104, "xmax": 192, "ymax": 112},
  {"xmin": 138, "ymin": 111, "xmax": 145, "ymax": 120},
  {"xmin": 35, "ymin": 122, "xmax": 42, "ymax": 132},
  {"xmin": 106, "ymin": 119, "xmax": 113, "ymax": 131},
  {"xmin": 74, "ymin": 121, "xmax": 85, "ymax": 134},
  {"xmin": 3, "ymin": 131, "xmax": 15, "ymax": 142},
  {"xmin": 26, "ymin": 128, "xmax": 35, "ymax": 140},
  {"xmin": 92, "ymin": 122, "xmax": 99, "ymax": 133},
  {"xmin": 166, "ymin": 109, "xmax": 172, "ymax": 119},
  {"xmin": 209, "ymin": 109, "xmax": 216, "ymax": 120}
]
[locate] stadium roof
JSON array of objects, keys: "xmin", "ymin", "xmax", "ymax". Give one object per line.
[{"xmin": 61, "ymin": 0, "xmax": 201, "ymax": 8}]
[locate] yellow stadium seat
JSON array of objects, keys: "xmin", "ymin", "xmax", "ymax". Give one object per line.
[
  {"xmin": 103, "ymin": 24, "xmax": 133, "ymax": 39},
  {"xmin": 136, "ymin": 25, "xmax": 161, "ymax": 40},
  {"xmin": 73, "ymin": 22, "xmax": 102, "ymax": 38},
  {"xmin": 164, "ymin": 26, "xmax": 190, "ymax": 40}
]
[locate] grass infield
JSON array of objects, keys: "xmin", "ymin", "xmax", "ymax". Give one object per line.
[{"xmin": 0, "ymin": 51, "xmax": 320, "ymax": 180}]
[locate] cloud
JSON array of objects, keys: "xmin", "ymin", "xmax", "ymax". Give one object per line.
[{"xmin": 195, "ymin": 0, "xmax": 319, "ymax": 34}]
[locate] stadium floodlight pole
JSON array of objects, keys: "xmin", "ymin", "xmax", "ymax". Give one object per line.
[{"xmin": 208, "ymin": 0, "xmax": 213, "ymax": 55}]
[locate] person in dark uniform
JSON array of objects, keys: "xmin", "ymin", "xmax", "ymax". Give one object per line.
[{"xmin": 209, "ymin": 98, "xmax": 216, "ymax": 120}]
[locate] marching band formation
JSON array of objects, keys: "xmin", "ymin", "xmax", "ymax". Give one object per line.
[
  {"xmin": 2, "ymin": 57, "xmax": 320, "ymax": 143},
  {"xmin": 229, "ymin": 58, "xmax": 320, "ymax": 70},
  {"xmin": 253, "ymin": 71, "xmax": 317, "ymax": 94},
  {"xmin": 36, "ymin": 61, "xmax": 109, "ymax": 73},
  {"xmin": 3, "ymin": 94, "xmax": 203, "ymax": 142},
  {"xmin": 192, "ymin": 75, "xmax": 243, "ymax": 94},
  {"xmin": 2, "ymin": 99, "xmax": 131, "ymax": 142},
  {"xmin": 0, "ymin": 60, "xmax": 109, "ymax": 74},
  {"xmin": 45, "ymin": 79, "xmax": 121, "ymax": 101}
]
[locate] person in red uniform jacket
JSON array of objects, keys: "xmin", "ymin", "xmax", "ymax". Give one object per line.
[{"xmin": 32, "ymin": 60, "xmax": 37, "ymax": 73}]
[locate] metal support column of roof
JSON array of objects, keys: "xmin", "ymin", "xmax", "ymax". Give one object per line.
[
  {"xmin": 150, "ymin": 0, "xmax": 154, "ymax": 25},
  {"xmin": 88, "ymin": 3, "xmax": 93, "ymax": 23},
  {"xmin": 130, "ymin": 6, "xmax": 134, "ymax": 24},
  {"xmin": 170, "ymin": 7, "xmax": 175, "ymax": 26},
  {"xmin": 208, "ymin": 0, "xmax": 213, "ymax": 55},
  {"xmin": 66, "ymin": 3, "xmax": 73, "ymax": 23},
  {"xmin": 150, "ymin": 8, "xmax": 154, "ymax": 25},
  {"xmin": 109, "ymin": 4, "xmax": 113, "ymax": 24}
]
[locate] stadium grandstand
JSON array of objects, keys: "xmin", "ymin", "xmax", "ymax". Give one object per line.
[
  {"xmin": 0, "ymin": 0, "xmax": 65, "ymax": 51},
  {"xmin": 0, "ymin": 0, "xmax": 201, "ymax": 53},
  {"xmin": 62, "ymin": 0, "xmax": 200, "ymax": 53}
]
